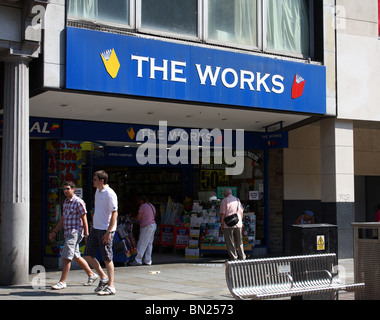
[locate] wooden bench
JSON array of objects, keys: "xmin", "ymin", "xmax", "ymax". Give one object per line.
[{"xmin": 225, "ymin": 253, "xmax": 364, "ymax": 300}]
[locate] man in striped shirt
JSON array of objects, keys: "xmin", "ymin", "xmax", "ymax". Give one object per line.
[{"xmin": 49, "ymin": 181, "xmax": 98, "ymax": 290}]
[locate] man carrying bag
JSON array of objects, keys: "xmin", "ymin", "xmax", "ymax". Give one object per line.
[{"xmin": 220, "ymin": 188, "xmax": 246, "ymax": 261}]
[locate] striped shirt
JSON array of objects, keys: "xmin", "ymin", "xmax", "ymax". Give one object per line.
[{"xmin": 62, "ymin": 194, "xmax": 87, "ymax": 237}]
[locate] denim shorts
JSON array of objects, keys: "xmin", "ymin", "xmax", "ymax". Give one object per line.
[
  {"xmin": 83, "ymin": 229, "xmax": 115, "ymax": 262},
  {"xmin": 62, "ymin": 231, "xmax": 83, "ymax": 261}
]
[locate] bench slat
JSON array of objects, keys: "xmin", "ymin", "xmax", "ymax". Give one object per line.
[{"xmin": 225, "ymin": 253, "xmax": 365, "ymax": 300}]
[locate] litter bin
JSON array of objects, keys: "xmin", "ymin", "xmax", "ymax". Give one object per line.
[
  {"xmin": 290, "ymin": 223, "xmax": 338, "ymax": 300},
  {"xmin": 352, "ymin": 222, "xmax": 380, "ymax": 300},
  {"xmin": 291, "ymin": 223, "xmax": 338, "ymax": 256}
]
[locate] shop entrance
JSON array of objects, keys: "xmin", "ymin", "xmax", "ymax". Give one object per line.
[
  {"xmin": 98, "ymin": 148, "xmax": 266, "ymax": 261},
  {"xmin": 41, "ymin": 118, "xmax": 289, "ymax": 265},
  {"xmin": 43, "ymin": 140, "xmax": 268, "ymax": 265},
  {"xmin": 355, "ymin": 176, "xmax": 380, "ymax": 222}
]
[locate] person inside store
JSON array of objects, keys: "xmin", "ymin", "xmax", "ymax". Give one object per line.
[
  {"xmin": 375, "ymin": 204, "xmax": 380, "ymax": 222},
  {"xmin": 128, "ymin": 195, "xmax": 157, "ymax": 266},
  {"xmin": 294, "ymin": 210, "xmax": 315, "ymax": 225},
  {"xmin": 84, "ymin": 170, "xmax": 118, "ymax": 296},
  {"xmin": 220, "ymin": 188, "xmax": 246, "ymax": 261},
  {"xmin": 49, "ymin": 181, "xmax": 98, "ymax": 290}
]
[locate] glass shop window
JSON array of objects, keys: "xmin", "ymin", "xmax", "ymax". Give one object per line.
[
  {"xmin": 266, "ymin": 0, "xmax": 310, "ymax": 57},
  {"xmin": 68, "ymin": 0, "xmax": 130, "ymax": 27},
  {"xmin": 140, "ymin": 0, "xmax": 198, "ymax": 38},
  {"xmin": 207, "ymin": 0, "xmax": 258, "ymax": 49}
]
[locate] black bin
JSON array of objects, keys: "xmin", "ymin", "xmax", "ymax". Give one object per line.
[
  {"xmin": 291, "ymin": 223, "xmax": 338, "ymax": 256},
  {"xmin": 290, "ymin": 223, "xmax": 338, "ymax": 300}
]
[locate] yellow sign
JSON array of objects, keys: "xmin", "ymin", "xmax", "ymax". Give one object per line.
[
  {"xmin": 200, "ymin": 170, "xmax": 229, "ymax": 190},
  {"xmin": 100, "ymin": 48, "xmax": 120, "ymax": 79},
  {"xmin": 317, "ymin": 235, "xmax": 325, "ymax": 251}
]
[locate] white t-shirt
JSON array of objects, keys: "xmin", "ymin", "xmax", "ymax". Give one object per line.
[{"xmin": 93, "ymin": 185, "xmax": 118, "ymax": 231}]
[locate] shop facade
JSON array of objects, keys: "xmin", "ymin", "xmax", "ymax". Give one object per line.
[
  {"xmin": 29, "ymin": 117, "xmax": 289, "ymax": 266},
  {"xmin": 2, "ymin": 0, "xmax": 348, "ymax": 283},
  {"xmin": 35, "ymin": 3, "xmax": 327, "ymax": 266}
]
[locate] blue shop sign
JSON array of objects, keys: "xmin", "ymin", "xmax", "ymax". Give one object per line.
[
  {"xmin": 66, "ymin": 27, "xmax": 326, "ymax": 115},
  {"xmin": 0, "ymin": 116, "xmax": 62, "ymax": 138},
  {"xmin": 62, "ymin": 119, "xmax": 287, "ymax": 150}
]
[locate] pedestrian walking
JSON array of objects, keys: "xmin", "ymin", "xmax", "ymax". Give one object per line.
[
  {"xmin": 84, "ymin": 170, "xmax": 118, "ymax": 295},
  {"xmin": 220, "ymin": 188, "xmax": 246, "ymax": 261},
  {"xmin": 49, "ymin": 181, "xmax": 98, "ymax": 290}
]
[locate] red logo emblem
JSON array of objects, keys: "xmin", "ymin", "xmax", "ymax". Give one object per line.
[{"xmin": 292, "ymin": 74, "xmax": 305, "ymax": 99}]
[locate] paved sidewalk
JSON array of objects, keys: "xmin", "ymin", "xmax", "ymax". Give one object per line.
[{"xmin": 0, "ymin": 254, "xmax": 356, "ymax": 300}]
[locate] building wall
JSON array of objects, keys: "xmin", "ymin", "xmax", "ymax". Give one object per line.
[
  {"xmin": 354, "ymin": 127, "xmax": 380, "ymax": 176},
  {"xmin": 42, "ymin": 0, "xmax": 65, "ymax": 88},
  {"xmin": 283, "ymin": 124, "xmax": 322, "ymax": 253},
  {"xmin": 336, "ymin": 0, "xmax": 380, "ymax": 120},
  {"xmin": 283, "ymin": 123, "xmax": 380, "ymax": 253},
  {"xmin": 0, "ymin": 2, "xmax": 22, "ymax": 44},
  {"xmin": 324, "ymin": 0, "xmax": 338, "ymax": 116},
  {"xmin": 268, "ymin": 149, "xmax": 284, "ymax": 255}
]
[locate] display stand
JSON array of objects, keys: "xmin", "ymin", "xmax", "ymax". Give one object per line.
[
  {"xmin": 96, "ymin": 217, "xmax": 137, "ymax": 264},
  {"xmin": 174, "ymin": 226, "xmax": 190, "ymax": 249},
  {"xmin": 95, "ymin": 233, "xmax": 133, "ymax": 264},
  {"xmin": 199, "ymin": 213, "xmax": 256, "ymax": 258},
  {"xmin": 159, "ymin": 224, "xmax": 174, "ymax": 247}
]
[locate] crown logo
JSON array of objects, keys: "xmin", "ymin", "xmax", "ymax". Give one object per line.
[
  {"xmin": 100, "ymin": 49, "xmax": 120, "ymax": 79},
  {"xmin": 127, "ymin": 127, "xmax": 135, "ymax": 140}
]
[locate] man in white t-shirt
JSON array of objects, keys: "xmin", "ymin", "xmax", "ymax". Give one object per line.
[{"xmin": 84, "ymin": 170, "xmax": 118, "ymax": 296}]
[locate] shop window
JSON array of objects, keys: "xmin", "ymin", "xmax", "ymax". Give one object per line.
[
  {"xmin": 207, "ymin": 0, "xmax": 258, "ymax": 48},
  {"xmin": 197, "ymin": 150, "xmax": 266, "ymax": 247},
  {"xmin": 45, "ymin": 140, "xmax": 95, "ymax": 256},
  {"xmin": 140, "ymin": 0, "xmax": 198, "ymax": 38},
  {"xmin": 266, "ymin": 0, "xmax": 310, "ymax": 57},
  {"xmin": 67, "ymin": 0, "xmax": 130, "ymax": 27},
  {"xmin": 67, "ymin": 0, "xmax": 320, "ymax": 60}
]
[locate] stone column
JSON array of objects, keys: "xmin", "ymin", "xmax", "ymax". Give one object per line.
[
  {"xmin": 0, "ymin": 56, "xmax": 30, "ymax": 285},
  {"xmin": 320, "ymin": 118, "xmax": 355, "ymax": 259}
]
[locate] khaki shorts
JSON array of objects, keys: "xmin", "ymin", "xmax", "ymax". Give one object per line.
[{"xmin": 62, "ymin": 231, "xmax": 83, "ymax": 261}]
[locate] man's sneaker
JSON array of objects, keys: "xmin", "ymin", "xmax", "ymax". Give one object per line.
[
  {"xmin": 94, "ymin": 278, "xmax": 109, "ymax": 293},
  {"xmin": 51, "ymin": 281, "xmax": 67, "ymax": 290},
  {"xmin": 97, "ymin": 285, "xmax": 116, "ymax": 296},
  {"xmin": 84, "ymin": 273, "xmax": 99, "ymax": 286},
  {"xmin": 127, "ymin": 260, "xmax": 141, "ymax": 266}
]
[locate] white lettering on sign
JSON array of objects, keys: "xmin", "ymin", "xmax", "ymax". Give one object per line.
[
  {"xmin": 131, "ymin": 55, "xmax": 187, "ymax": 83},
  {"xmin": 30, "ymin": 122, "xmax": 50, "ymax": 133},
  {"xmin": 196, "ymin": 64, "xmax": 284, "ymax": 93},
  {"xmin": 130, "ymin": 54, "xmax": 285, "ymax": 94}
]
